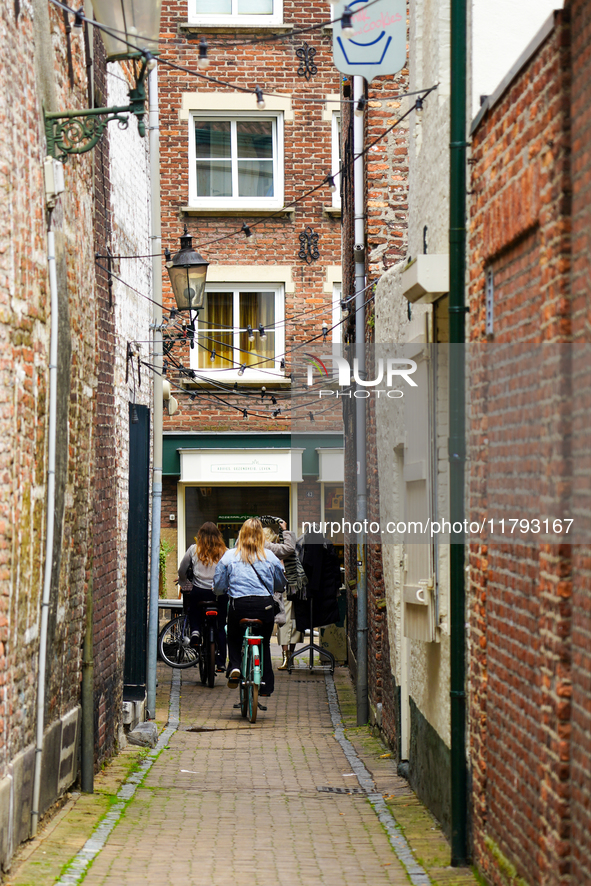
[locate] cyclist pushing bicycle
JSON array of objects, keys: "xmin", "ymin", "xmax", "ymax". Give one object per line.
[{"xmin": 213, "ymin": 517, "xmax": 284, "ymax": 698}]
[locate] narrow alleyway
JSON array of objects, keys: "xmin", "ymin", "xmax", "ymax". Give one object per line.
[
  {"xmin": 6, "ymin": 645, "xmax": 478, "ymax": 886},
  {"xmin": 80, "ymin": 654, "xmax": 411, "ymax": 886}
]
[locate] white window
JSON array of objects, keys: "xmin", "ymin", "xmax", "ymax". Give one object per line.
[
  {"xmin": 188, "ymin": 0, "xmax": 283, "ymax": 26},
  {"xmin": 331, "ymin": 112, "xmax": 342, "ymax": 209},
  {"xmin": 190, "ymin": 283, "xmax": 285, "ymax": 382},
  {"xmin": 189, "ymin": 113, "xmax": 284, "ymax": 209},
  {"xmin": 332, "ymin": 282, "xmax": 343, "ymax": 345}
]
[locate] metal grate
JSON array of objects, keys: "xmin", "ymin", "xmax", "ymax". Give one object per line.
[{"xmin": 317, "ymin": 786, "xmax": 366, "ymax": 795}]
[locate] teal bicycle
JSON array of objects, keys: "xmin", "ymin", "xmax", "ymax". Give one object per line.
[{"xmin": 238, "ymin": 618, "xmax": 265, "ymax": 723}]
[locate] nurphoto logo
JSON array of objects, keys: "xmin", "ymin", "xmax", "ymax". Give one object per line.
[{"xmin": 305, "ymin": 353, "xmax": 418, "ymax": 398}]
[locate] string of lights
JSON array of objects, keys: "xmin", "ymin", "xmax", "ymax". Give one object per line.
[
  {"xmin": 50, "ymin": 0, "xmax": 385, "ymax": 57},
  {"xmin": 139, "ymin": 355, "xmax": 346, "ymax": 422},
  {"xmin": 97, "ymin": 257, "xmax": 376, "ymax": 341}
]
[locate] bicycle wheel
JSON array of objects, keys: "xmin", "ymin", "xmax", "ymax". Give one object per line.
[
  {"xmin": 199, "ymin": 642, "xmax": 207, "ymax": 684},
  {"xmin": 240, "ymin": 643, "xmax": 248, "ymax": 717},
  {"xmin": 248, "ymin": 645, "xmax": 259, "ymax": 723},
  {"xmin": 158, "ymin": 616, "xmax": 198, "ymax": 669},
  {"xmin": 207, "ymin": 634, "xmax": 216, "ymax": 688}
]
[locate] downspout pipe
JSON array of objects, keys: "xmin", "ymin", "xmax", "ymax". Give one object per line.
[
  {"xmin": 449, "ymin": 0, "xmax": 468, "ymax": 866},
  {"xmin": 354, "ymin": 75, "xmax": 368, "ymax": 726},
  {"xmin": 31, "ymin": 227, "xmax": 59, "ymax": 836},
  {"xmin": 80, "ymin": 573, "xmax": 94, "ymax": 793},
  {"xmin": 146, "ymin": 63, "xmax": 163, "ymax": 719}
]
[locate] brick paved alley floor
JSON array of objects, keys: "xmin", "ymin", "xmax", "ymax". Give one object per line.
[
  {"xmin": 5, "ymin": 643, "xmax": 479, "ymax": 886},
  {"xmin": 80, "ymin": 649, "xmax": 410, "ymax": 886}
]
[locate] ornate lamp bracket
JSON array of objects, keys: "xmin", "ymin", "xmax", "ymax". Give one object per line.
[{"xmin": 44, "ymin": 59, "xmax": 150, "ymax": 161}]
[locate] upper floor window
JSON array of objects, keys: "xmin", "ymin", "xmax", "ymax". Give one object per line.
[
  {"xmin": 189, "ymin": 0, "xmax": 283, "ymax": 26},
  {"xmin": 190, "ymin": 283, "xmax": 285, "ymax": 382},
  {"xmin": 189, "ymin": 114, "xmax": 284, "ymax": 209}
]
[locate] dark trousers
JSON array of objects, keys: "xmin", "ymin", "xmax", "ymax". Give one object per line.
[
  {"xmin": 226, "ymin": 595, "xmax": 275, "ymax": 696},
  {"xmin": 186, "ymin": 586, "xmax": 228, "ymax": 666}
]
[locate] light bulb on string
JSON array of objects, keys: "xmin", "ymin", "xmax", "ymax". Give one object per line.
[
  {"xmin": 261, "ymin": 386, "xmax": 267, "ymax": 400},
  {"xmin": 255, "ymin": 86, "xmax": 266, "ymax": 110},
  {"xmin": 280, "ymin": 358, "xmax": 285, "ymax": 370},
  {"xmin": 322, "ymin": 321, "xmax": 329, "ymax": 340},
  {"xmin": 355, "ymin": 96, "xmax": 367, "ymax": 118},
  {"xmin": 247, "ymin": 325, "xmax": 255, "ymax": 342},
  {"xmin": 243, "ymin": 409, "xmax": 248, "ymax": 419},
  {"xmin": 309, "ymin": 412, "xmax": 315, "ymax": 422},
  {"xmin": 273, "ymin": 409, "xmax": 281, "ymax": 418},
  {"xmin": 258, "ymin": 323, "xmax": 267, "ymax": 340},
  {"xmin": 341, "ymin": 6, "xmax": 355, "ymax": 39},
  {"xmin": 241, "ymin": 222, "xmax": 252, "ymax": 237},
  {"xmin": 210, "ymin": 349, "xmax": 216, "ymax": 362},
  {"xmin": 198, "ymin": 37, "xmax": 210, "ymax": 68},
  {"xmin": 271, "ymin": 396, "xmax": 277, "ymax": 405},
  {"xmin": 326, "ymin": 174, "xmax": 337, "ymax": 193},
  {"xmin": 238, "ymin": 364, "xmax": 246, "ymax": 376},
  {"xmin": 415, "ymin": 95, "xmax": 424, "ymax": 114}
]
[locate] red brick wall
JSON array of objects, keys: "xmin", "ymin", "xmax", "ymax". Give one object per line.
[
  {"xmin": 0, "ymin": 0, "xmax": 102, "ymax": 777},
  {"xmin": 468, "ymin": 11, "xmax": 577, "ymax": 885},
  {"xmin": 567, "ymin": 1, "xmax": 591, "ymax": 882},
  {"xmin": 91, "ymin": 31, "xmax": 122, "ymax": 765},
  {"xmin": 159, "ymin": 0, "xmax": 342, "ymax": 436}
]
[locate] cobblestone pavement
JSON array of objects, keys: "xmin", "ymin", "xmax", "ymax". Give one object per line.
[
  {"xmin": 6, "ymin": 645, "xmax": 478, "ymax": 886},
  {"xmin": 81, "ymin": 648, "xmax": 410, "ymax": 886}
]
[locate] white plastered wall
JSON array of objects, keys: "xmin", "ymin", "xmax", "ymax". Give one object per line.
[
  {"xmin": 373, "ymin": 0, "xmax": 452, "ymax": 750},
  {"xmin": 108, "ymin": 67, "xmax": 153, "ymax": 679}
]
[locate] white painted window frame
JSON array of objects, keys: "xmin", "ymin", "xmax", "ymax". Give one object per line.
[
  {"xmin": 332, "ymin": 282, "xmax": 343, "ymax": 345},
  {"xmin": 188, "ymin": 111, "xmax": 284, "ymax": 209},
  {"xmin": 189, "ymin": 281, "xmax": 286, "ymax": 382},
  {"xmin": 331, "ymin": 111, "xmax": 342, "ymax": 209},
  {"xmin": 187, "ymin": 0, "xmax": 283, "ymax": 27}
]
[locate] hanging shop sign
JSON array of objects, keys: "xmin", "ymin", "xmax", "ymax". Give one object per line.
[{"xmin": 332, "ymin": 0, "xmax": 406, "ymax": 82}]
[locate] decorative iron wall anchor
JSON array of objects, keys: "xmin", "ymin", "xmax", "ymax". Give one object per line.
[
  {"xmin": 298, "ymin": 227, "xmax": 320, "ymax": 264},
  {"xmin": 296, "ymin": 43, "xmax": 318, "ymax": 80}
]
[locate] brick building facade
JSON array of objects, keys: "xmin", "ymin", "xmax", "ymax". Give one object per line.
[
  {"xmin": 0, "ymin": 2, "xmax": 153, "ymax": 869},
  {"xmin": 468, "ymin": 5, "xmax": 591, "ymax": 883},
  {"xmin": 157, "ymin": 0, "xmax": 345, "ymax": 585}
]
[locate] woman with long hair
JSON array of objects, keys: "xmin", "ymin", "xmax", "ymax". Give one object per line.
[
  {"xmin": 178, "ymin": 522, "xmax": 227, "ymax": 671},
  {"xmin": 214, "ymin": 517, "xmax": 284, "ymax": 697}
]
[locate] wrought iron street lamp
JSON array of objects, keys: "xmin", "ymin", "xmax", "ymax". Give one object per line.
[
  {"xmin": 44, "ymin": 0, "xmax": 162, "ymax": 161},
  {"xmin": 165, "ymin": 227, "xmax": 209, "ymax": 313}
]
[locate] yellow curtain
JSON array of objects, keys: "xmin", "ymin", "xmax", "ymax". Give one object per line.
[
  {"xmin": 239, "ymin": 291, "xmax": 274, "ymax": 367},
  {"xmin": 198, "ymin": 292, "xmax": 232, "ymax": 369}
]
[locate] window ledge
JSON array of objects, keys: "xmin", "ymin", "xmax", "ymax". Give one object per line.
[
  {"xmin": 323, "ymin": 205, "xmax": 341, "ymax": 219},
  {"xmin": 181, "ymin": 206, "xmax": 295, "ymax": 218},
  {"xmin": 179, "ymin": 22, "xmax": 294, "ymax": 33},
  {"xmin": 182, "ymin": 377, "xmax": 292, "ymax": 388}
]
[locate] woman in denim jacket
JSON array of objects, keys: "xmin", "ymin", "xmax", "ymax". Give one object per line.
[{"xmin": 214, "ymin": 518, "xmax": 284, "ymax": 697}]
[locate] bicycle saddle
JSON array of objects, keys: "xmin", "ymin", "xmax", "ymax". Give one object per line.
[{"xmin": 239, "ymin": 618, "xmax": 263, "ymax": 627}]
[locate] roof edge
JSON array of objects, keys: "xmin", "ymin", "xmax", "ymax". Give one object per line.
[{"xmin": 470, "ymin": 10, "xmax": 559, "ymax": 137}]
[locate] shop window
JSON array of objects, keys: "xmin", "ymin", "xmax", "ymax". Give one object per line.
[
  {"xmin": 190, "ymin": 283, "xmax": 285, "ymax": 381},
  {"xmin": 189, "ymin": 0, "xmax": 283, "ymax": 25},
  {"xmin": 189, "ymin": 114, "xmax": 284, "ymax": 208},
  {"xmin": 184, "ymin": 486, "xmax": 290, "ymax": 550}
]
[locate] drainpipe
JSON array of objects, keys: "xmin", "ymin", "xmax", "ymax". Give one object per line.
[
  {"xmin": 80, "ymin": 572, "xmax": 94, "ymax": 792},
  {"xmin": 31, "ymin": 228, "xmax": 59, "ymax": 836},
  {"xmin": 146, "ymin": 62, "xmax": 163, "ymax": 719},
  {"xmin": 449, "ymin": 0, "xmax": 468, "ymax": 866},
  {"xmin": 354, "ymin": 75, "xmax": 368, "ymax": 726}
]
